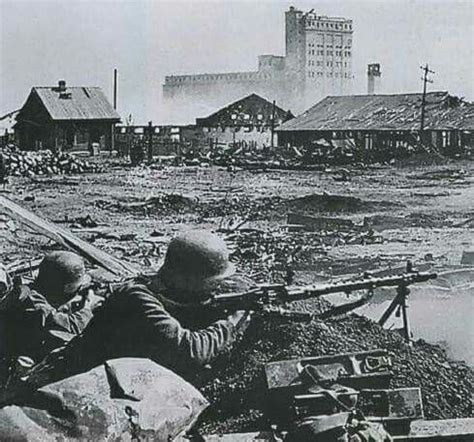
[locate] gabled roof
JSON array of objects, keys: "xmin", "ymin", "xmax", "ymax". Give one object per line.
[
  {"xmin": 196, "ymin": 93, "xmax": 292, "ymax": 127},
  {"xmin": 277, "ymin": 92, "xmax": 474, "ymax": 132},
  {"xmin": 21, "ymin": 86, "xmax": 120, "ymax": 121}
]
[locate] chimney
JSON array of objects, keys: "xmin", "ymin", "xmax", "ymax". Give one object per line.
[
  {"xmin": 367, "ymin": 64, "xmax": 381, "ymax": 95},
  {"xmin": 58, "ymin": 80, "xmax": 67, "ymax": 92}
]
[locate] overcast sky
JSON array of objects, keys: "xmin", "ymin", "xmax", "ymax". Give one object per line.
[{"xmin": 1, "ymin": 0, "xmax": 473, "ymax": 124}]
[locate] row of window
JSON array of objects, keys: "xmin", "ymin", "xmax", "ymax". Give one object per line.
[
  {"xmin": 308, "ymin": 60, "xmax": 350, "ymax": 68},
  {"xmin": 306, "ymin": 20, "xmax": 352, "ymax": 31},
  {"xmin": 308, "ymin": 71, "xmax": 352, "ymax": 78},
  {"xmin": 307, "ymin": 39, "xmax": 352, "ymax": 47},
  {"xmin": 308, "ymin": 49, "xmax": 352, "ymax": 57}
]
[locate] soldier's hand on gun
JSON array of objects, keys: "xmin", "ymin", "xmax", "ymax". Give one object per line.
[
  {"xmin": 84, "ymin": 289, "xmax": 104, "ymax": 312},
  {"xmin": 227, "ymin": 310, "xmax": 253, "ymax": 335}
]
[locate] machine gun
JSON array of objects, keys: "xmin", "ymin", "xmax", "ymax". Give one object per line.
[{"xmin": 210, "ymin": 263, "xmax": 436, "ymax": 341}]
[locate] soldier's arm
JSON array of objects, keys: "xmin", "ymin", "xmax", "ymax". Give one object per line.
[
  {"xmin": 22, "ymin": 287, "xmax": 93, "ymax": 336},
  {"xmin": 131, "ymin": 286, "xmax": 246, "ymax": 367}
]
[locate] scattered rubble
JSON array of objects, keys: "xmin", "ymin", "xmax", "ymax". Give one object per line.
[
  {"xmin": 197, "ymin": 312, "xmax": 473, "ymax": 434},
  {"xmin": 0, "ymin": 144, "xmax": 104, "ymax": 177}
]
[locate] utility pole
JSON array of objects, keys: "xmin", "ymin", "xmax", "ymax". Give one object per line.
[
  {"xmin": 147, "ymin": 121, "xmax": 153, "ymax": 163},
  {"xmin": 113, "ymin": 68, "xmax": 118, "ymax": 110},
  {"xmin": 419, "ymin": 64, "xmax": 435, "ymax": 137},
  {"xmin": 270, "ymin": 100, "xmax": 276, "ymax": 149}
]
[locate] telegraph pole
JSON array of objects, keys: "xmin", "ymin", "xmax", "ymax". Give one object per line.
[
  {"xmin": 419, "ymin": 64, "xmax": 435, "ymax": 137},
  {"xmin": 270, "ymin": 100, "xmax": 276, "ymax": 149},
  {"xmin": 147, "ymin": 121, "xmax": 153, "ymax": 162},
  {"xmin": 113, "ymin": 68, "xmax": 118, "ymax": 110}
]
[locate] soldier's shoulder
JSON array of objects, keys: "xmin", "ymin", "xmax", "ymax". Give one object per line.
[{"xmin": 112, "ymin": 280, "xmax": 156, "ymax": 300}]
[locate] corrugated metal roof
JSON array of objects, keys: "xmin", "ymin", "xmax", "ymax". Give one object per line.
[
  {"xmin": 31, "ymin": 86, "xmax": 120, "ymax": 121},
  {"xmin": 277, "ymin": 92, "xmax": 474, "ymax": 132}
]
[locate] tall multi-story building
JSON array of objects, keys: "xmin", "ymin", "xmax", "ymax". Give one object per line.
[
  {"xmin": 286, "ymin": 7, "xmax": 353, "ymax": 109},
  {"xmin": 162, "ymin": 7, "xmax": 353, "ymax": 123}
]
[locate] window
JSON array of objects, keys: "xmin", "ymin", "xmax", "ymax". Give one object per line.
[
  {"xmin": 317, "ymin": 61, "xmax": 323, "ymax": 66},
  {"xmin": 154, "ymin": 127, "xmax": 161, "ymax": 134},
  {"xmin": 327, "ymin": 51, "xmax": 333, "ymax": 56}
]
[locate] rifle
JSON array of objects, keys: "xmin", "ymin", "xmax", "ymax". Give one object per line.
[{"xmin": 209, "ymin": 264, "xmax": 437, "ymax": 340}]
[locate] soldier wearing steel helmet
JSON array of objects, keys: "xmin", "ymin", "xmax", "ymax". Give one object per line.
[
  {"xmin": 0, "ymin": 251, "xmax": 101, "ymax": 384},
  {"xmin": 24, "ymin": 230, "xmax": 253, "ymax": 387}
]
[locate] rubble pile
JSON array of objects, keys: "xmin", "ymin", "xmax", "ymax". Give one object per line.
[
  {"xmin": 197, "ymin": 312, "xmax": 473, "ymax": 434},
  {"xmin": 0, "ymin": 145, "xmax": 103, "ymax": 177},
  {"xmin": 228, "ymin": 229, "xmax": 383, "ymax": 278}
]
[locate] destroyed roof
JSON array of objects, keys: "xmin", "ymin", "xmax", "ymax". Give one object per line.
[
  {"xmin": 196, "ymin": 93, "xmax": 293, "ymax": 127},
  {"xmin": 277, "ymin": 92, "xmax": 474, "ymax": 132},
  {"xmin": 21, "ymin": 86, "xmax": 120, "ymax": 121}
]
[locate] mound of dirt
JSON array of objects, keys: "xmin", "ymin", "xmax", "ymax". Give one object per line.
[
  {"xmin": 198, "ymin": 196, "xmax": 282, "ymax": 220},
  {"xmin": 286, "ymin": 194, "xmax": 397, "ymax": 214},
  {"xmin": 197, "ymin": 306, "xmax": 473, "ymax": 434},
  {"xmin": 94, "ymin": 194, "xmax": 197, "ymax": 216}
]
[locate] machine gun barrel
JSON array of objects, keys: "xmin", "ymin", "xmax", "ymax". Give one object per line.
[{"xmin": 211, "ymin": 271, "xmax": 437, "ymax": 311}]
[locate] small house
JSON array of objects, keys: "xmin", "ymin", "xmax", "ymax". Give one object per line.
[{"xmin": 15, "ymin": 80, "xmax": 120, "ymax": 152}]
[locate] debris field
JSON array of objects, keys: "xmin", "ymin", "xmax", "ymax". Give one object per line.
[{"xmin": 0, "ymin": 156, "xmax": 473, "ymax": 434}]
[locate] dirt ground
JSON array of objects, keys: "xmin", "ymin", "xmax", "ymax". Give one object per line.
[
  {"xmin": 1, "ymin": 158, "xmax": 473, "ymax": 430},
  {"xmin": 2, "ymin": 158, "xmax": 472, "ymax": 274}
]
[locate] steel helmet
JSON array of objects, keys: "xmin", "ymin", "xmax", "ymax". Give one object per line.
[
  {"xmin": 34, "ymin": 251, "xmax": 91, "ymax": 298},
  {"xmin": 159, "ymin": 230, "xmax": 235, "ymax": 285}
]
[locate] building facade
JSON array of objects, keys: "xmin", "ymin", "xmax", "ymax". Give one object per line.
[
  {"xmin": 288, "ymin": 7, "xmax": 353, "ymax": 108},
  {"xmin": 277, "ymin": 92, "xmax": 474, "ymax": 162},
  {"xmin": 162, "ymin": 7, "xmax": 353, "ymax": 123},
  {"xmin": 15, "ymin": 81, "xmax": 120, "ymax": 152}
]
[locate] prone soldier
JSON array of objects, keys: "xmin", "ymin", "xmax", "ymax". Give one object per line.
[
  {"xmin": 0, "ymin": 251, "xmax": 102, "ymax": 384},
  {"xmin": 21, "ymin": 230, "xmax": 253, "ymax": 389}
]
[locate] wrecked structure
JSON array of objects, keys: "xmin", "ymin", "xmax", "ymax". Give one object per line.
[
  {"xmin": 277, "ymin": 91, "xmax": 474, "ymax": 163},
  {"xmin": 162, "ymin": 6, "xmax": 353, "ymax": 123},
  {"xmin": 115, "ymin": 94, "xmax": 292, "ymax": 159},
  {"xmin": 196, "ymin": 93, "xmax": 293, "ymax": 150},
  {"xmin": 15, "ymin": 81, "xmax": 120, "ymax": 152}
]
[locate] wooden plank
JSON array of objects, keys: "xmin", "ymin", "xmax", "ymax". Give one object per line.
[
  {"xmin": 0, "ymin": 195, "xmax": 139, "ymax": 279},
  {"xmin": 407, "ymin": 418, "xmax": 474, "ymax": 440}
]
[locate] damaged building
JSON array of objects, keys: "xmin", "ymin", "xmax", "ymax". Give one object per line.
[
  {"xmin": 162, "ymin": 6, "xmax": 353, "ymax": 123},
  {"xmin": 15, "ymin": 81, "xmax": 120, "ymax": 152},
  {"xmin": 277, "ymin": 91, "xmax": 474, "ymax": 162},
  {"xmin": 115, "ymin": 93, "xmax": 293, "ymax": 156},
  {"xmin": 196, "ymin": 93, "xmax": 293, "ymax": 150}
]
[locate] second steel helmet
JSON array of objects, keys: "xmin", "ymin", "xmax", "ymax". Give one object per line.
[{"xmin": 34, "ymin": 251, "xmax": 91, "ymax": 298}]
